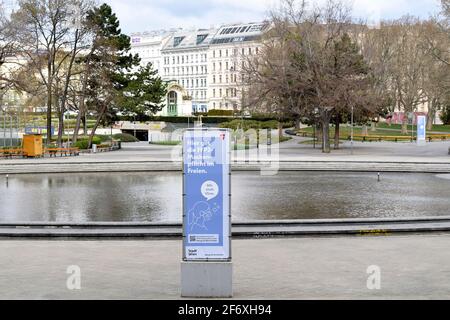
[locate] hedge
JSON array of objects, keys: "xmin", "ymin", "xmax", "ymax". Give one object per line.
[
  {"xmin": 219, "ymin": 119, "xmax": 294, "ymax": 130},
  {"xmin": 113, "ymin": 133, "xmax": 140, "ymax": 142},
  {"xmin": 72, "ymin": 136, "xmax": 102, "ymax": 150}
]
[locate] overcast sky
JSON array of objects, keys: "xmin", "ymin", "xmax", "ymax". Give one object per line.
[{"xmin": 104, "ymin": 0, "xmax": 442, "ymax": 34}]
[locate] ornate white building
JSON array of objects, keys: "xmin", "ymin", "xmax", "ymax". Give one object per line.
[
  {"xmin": 130, "ymin": 23, "xmax": 268, "ymax": 116},
  {"xmin": 160, "ymin": 28, "xmax": 216, "ymax": 115}
]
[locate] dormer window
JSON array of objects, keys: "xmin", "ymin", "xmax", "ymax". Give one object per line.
[
  {"xmin": 173, "ymin": 36, "xmax": 185, "ymax": 47},
  {"xmin": 196, "ymin": 34, "xmax": 208, "ymax": 45}
]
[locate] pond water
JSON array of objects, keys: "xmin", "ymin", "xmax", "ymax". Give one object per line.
[{"xmin": 0, "ymin": 172, "xmax": 449, "ymax": 222}]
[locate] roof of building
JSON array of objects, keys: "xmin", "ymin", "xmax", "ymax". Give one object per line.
[
  {"xmin": 131, "ymin": 21, "xmax": 269, "ymax": 50},
  {"xmin": 162, "ymin": 28, "xmax": 218, "ymax": 51},
  {"xmin": 211, "ymin": 22, "xmax": 269, "ymax": 45}
]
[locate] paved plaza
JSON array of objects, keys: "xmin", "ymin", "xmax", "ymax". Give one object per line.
[
  {"xmin": 0, "ymin": 136, "xmax": 449, "ymax": 164},
  {"xmin": 0, "ymin": 234, "xmax": 449, "ymax": 299}
]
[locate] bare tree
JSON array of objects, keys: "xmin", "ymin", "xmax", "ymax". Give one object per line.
[
  {"xmin": 11, "ymin": 0, "xmax": 93, "ymax": 144},
  {"xmin": 243, "ymin": 0, "xmax": 382, "ymax": 153}
]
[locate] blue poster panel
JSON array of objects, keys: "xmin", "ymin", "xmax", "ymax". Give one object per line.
[
  {"xmin": 417, "ymin": 116, "xmax": 426, "ymax": 143},
  {"xmin": 183, "ymin": 129, "xmax": 231, "ymax": 261}
]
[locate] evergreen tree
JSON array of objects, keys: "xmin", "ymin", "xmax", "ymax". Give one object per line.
[{"xmin": 84, "ymin": 3, "xmax": 166, "ymax": 146}]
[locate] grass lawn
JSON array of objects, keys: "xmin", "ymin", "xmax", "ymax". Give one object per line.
[
  {"xmin": 377, "ymin": 123, "xmax": 450, "ymax": 133},
  {"xmin": 149, "ymin": 141, "xmax": 181, "ymax": 146},
  {"xmin": 300, "ymin": 126, "xmax": 415, "ymax": 137}
]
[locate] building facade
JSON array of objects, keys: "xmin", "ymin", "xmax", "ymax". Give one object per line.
[
  {"xmin": 160, "ymin": 28, "xmax": 217, "ymax": 116},
  {"xmin": 129, "ymin": 30, "xmax": 175, "ymax": 74},
  {"xmin": 130, "ymin": 23, "xmax": 268, "ymax": 116},
  {"xmin": 207, "ymin": 22, "xmax": 267, "ymax": 111}
]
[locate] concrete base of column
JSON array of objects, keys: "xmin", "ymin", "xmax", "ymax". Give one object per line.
[{"xmin": 181, "ymin": 261, "xmax": 233, "ymax": 298}]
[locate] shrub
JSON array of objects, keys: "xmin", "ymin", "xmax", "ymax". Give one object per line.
[
  {"xmin": 72, "ymin": 136, "xmax": 102, "ymax": 150},
  {"xmin": 73, "ymin": 140, "xmax": 89, "ymax": 150},
  {"xmin": 219, "ymin": 119, "xmax": 291, "ymax": 131},
  {"xmin": 113, "ymin": 133, "xmax": 140, "ymax": 142},
  {"xmin": 208, "ymin": 109, "xmax": 234, "ymax": 117},
  {"xmin": 440, "ymin": 106, "xmax": 450, "ymax": 125}
]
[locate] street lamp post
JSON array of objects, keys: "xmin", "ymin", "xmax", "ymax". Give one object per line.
[
  {"xmin": 2, "ymin": 111, "xmax": 5, "ymax": 148},
  {"xmin": 351, "ymin": 105, "xmax": 354, "ymax": 155},
  {"xmin": 9, "ymin": 112, "xmax": 13, "ymax": 147},
  {"xmin": 313, "ymin": 123, "xmax": 316, "ymax": 149}
]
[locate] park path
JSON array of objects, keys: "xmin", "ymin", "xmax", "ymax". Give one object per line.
[{"xmin": 1, "ymin": 234, "xmax": 449, "ymax": 299}]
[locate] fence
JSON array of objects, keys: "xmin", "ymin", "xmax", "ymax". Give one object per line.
[{"xmin": 0, "ymin": 112, "xmax": 20, "ymax": 148}]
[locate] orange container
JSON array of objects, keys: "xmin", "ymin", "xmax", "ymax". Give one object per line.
[{"xmin": 22, "ymin": 135, "xmax": 43, "ymax": 157}]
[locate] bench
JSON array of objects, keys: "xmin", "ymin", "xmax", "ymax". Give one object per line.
[
  {"xmin": 428, "ymin": 135, "xmax": 450, "ymax": 142},
  {"xmin": 0, "ymin": 148, "xmax": 25, "ymax": 158},
  {"xmin": 349, "ymin": 135, "xmax": 414, "ymax": 143},
  {"xmin": 45, "ymin": 148, "xmax": 80, "ymax": 157}
]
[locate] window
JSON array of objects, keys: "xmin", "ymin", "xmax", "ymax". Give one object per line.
[
  {"xmin": 213, "ymin": 75, "xmax": 216, "ymax": 84},
  {"xmin": 213, "ymin": 89, "xmax": 216, "ymax": 97},
  {"xmin": 173, "ymin": 37, "xmax": 184, "ymax": 47},
  {"xmin": 226, "ymin": 62, "xmax": 229, "ymax": 70},
  {"xmin": 168, "ymin": 91, "xmax": 177, "ymax": 105},
  {"xmin": 219, "ymin": 75, "xmax": 222, "ymax": 83},
  {"xmin": 197, "ymin": 34, "xmax": 208, "ymax": 45}
]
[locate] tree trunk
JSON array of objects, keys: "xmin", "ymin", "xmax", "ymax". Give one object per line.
[
  {"xmin": 427, "ymin": 100, "xmax": 436, "ymax": 131},
  {"xmin": 278, "ymin": 122, "xmax": 283, "ymax": 140},
  {"xmin": 88, "ymin": 105, "xmax": 107, "ymax": 149},
  {"xmin": 322, "ymin": 121, "xmax": 331, "ymax": 153},
  {"xmin": 82, "ymin": 113, "xmax": 87, "ymax": 136},
  {"xmin": 295, "ymin": 117, "xmax": 301, "ymax": 130},
  {"xmin": 73, "ymin": 110, "xmax": 82, "ymax": 144},
  {"xmin": 371, "ymin": 121, "xmax": 376, "ymax": 132},
  {"xmin": 46, "ymin": 74, "xmax": 52, "ymax": 144},
  {"xmin": 334, "ymin": 120, "xmax": 340, "ymax": 150},
  {"xmin": 321, "ymin": 110, "xmax": 332, "ymax": 154},
  {"xmin": 57, "ymin": 110, "xmax": 64, "ymax": 147},
  {"xmin": 401, "ymin": 120, "xmax": 408, "ymax": 134},
  {"xmin": 316, "ymin": 122, "xmax": 322, "ymax": 147},
  {"xmin": 426, "ymin": 114, "xmax": 434, "ymax": 131}
]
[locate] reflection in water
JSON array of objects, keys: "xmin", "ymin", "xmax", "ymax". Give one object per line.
[{"xmin": 0, "ymin": 172, "xmax": 449, "ymax": 222}]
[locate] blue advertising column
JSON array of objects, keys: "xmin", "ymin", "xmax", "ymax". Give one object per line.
[
  {"xmin": 417, "ymin": 116, "xmax": 426, "ymax": 145},
  {"xmin": 181, "ymin": 129, "xmax": 232, "ymax": 298}
]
